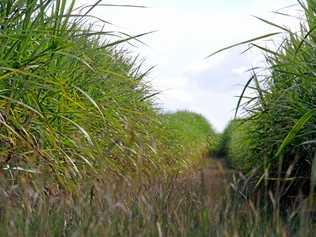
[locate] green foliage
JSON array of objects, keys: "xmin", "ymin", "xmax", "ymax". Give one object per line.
[
  {"xmin": 163, "ymin": 111, "xmax": 217, "ymax": 167},
  {"xmin": 0, "ymin": 0, "xmax": 157, "ymax": 184},
  {"xmin": 218, "ymin": 0, "xmax": 316, "ymax": 203},
  {"xmin": 0, "ymin": 1, "xmax": 226, "ymax": 234},
  {"xmin": 217, "ymin": 119, "xmax": 255, "ymax": 171},
  {"xmin": 0, "ymin": 0, "xmax": 220, "ymax": 192},
  {"xmin": 6, "ymin": 0, "xmax": 316, "ymax": 235},
  {"xmin": 216, "ymin": 119, "xmax": 238, "ymax": 158}
]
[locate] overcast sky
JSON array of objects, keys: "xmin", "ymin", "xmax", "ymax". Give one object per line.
[{"xmin": 77, "ymin": 0, "xmax": 301, "ymax": 131}]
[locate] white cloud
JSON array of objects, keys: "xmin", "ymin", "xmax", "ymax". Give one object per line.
[{"xmin": 76, "ymin": 0, "xmax": 301, "ymax": 131}]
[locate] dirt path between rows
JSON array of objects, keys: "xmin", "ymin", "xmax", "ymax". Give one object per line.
[{"xmin": 177, "ymin": 158, "xmax": 232, "ymax": 209}]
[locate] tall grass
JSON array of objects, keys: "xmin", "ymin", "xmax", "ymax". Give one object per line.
[
  {"xmin": 0, "ymin": 2, "xmax": 226, "ymax": 236},
  {"xmin": 163, "ymin": 111, "xmax": 218, "ymax": 168},
  {"xmin": 213, "ymin": 0, "xmax": 316, "ymax": 209},
  {"xmin": 215, "ymin": 119, "xmax": 254, "ymax": 170},
  {"xmin": 0, "ymin": 0, "xmax": 205, "ymax": 189},
  {"xmin": 3, "ymin": 0, "xmax": 316, "ymax": 236}
]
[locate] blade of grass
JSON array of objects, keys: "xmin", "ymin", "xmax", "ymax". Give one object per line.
[
  {"xmin": 275, "ymin": 110, "xmax": 314, "ymax": 158},
  {"xmin": 206, "ymin": 32, "xmax": 281, "ymax": 58},
  {"xmin": 74, "ymin": 86, "xmax": 104, "ymax": 119},
  {"xmin": 99, "ymin": 31, "xmax": 156, "ymax": 49},
  {"xmin": 59, "ymin": 115, "xmax": 94, "ymax": 146},
  {"xmin": 234, "ymin": 74, "xmax": 256, "ymax": 118},
  {"xmin": 253, "ymin": 16, "xmax": 293, "ymax": 34}
]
